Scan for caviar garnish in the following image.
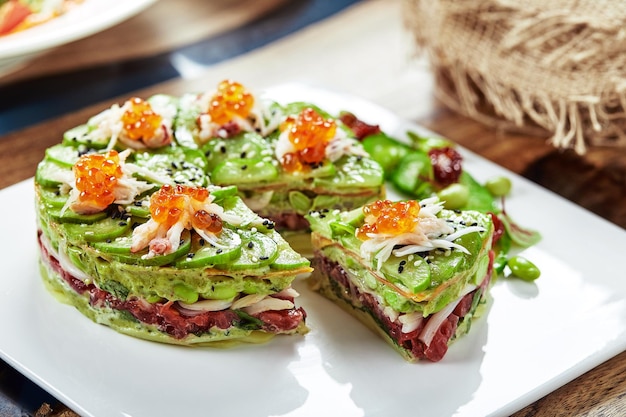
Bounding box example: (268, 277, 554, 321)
(208, 80, 254, 125)
(121, 97, 163, 141)
(192, 210, 223, 234)
(279, 107, 336, 172)
(357, 200, 420, 240)
(73, 150, 123, 211)
(149, 184, 221, 233)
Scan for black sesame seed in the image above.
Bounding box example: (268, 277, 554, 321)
(262, 220, 269, 225)
(106, 239, 112, 243)
(199, 238, 205, 246)
(220, 146, 226, 153)
(247, 241, 254, 249)
(205, 150, 211, 157)
(187, 253, 195, 259)
(399, 260, 407, 266)
(260, 256, 269, 261)
(398, 265, 404, 273)
(241, 165, 248, 170)
(118, 221, 127, 227)
(216, 249, 223, 254)
(240, 151, 247, 158)
(471, 222, 478, 227)
(171, 162, 178, 169)
(266, 223, 275, 230)
(134, 201, 142, 206)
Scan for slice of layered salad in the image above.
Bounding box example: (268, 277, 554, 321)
(307, 198, 494, 362)
(35, 95, 310, 346)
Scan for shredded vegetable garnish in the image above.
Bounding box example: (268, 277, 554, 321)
(357, 197, 485, 270)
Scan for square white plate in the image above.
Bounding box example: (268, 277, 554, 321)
(1, 84, 625, 417)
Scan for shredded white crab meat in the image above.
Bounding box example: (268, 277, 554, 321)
(131, 192, 243, 259)
(419, 284, 476, 344)
(195, 91, 282, 142)
(398, 312, 423, 334)
(178, 287, 299, 314)
(359, 197, 486, 270)
(82, 98, 175, 151)
(324, 130, 370, 162)
(54, 149, 153, 215)
(40, 233, 92, 283)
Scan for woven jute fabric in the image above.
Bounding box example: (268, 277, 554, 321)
(403, 0, 626, 154)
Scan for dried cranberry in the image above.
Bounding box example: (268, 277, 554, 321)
(339, 112, 381, 140)
(428, 147, 463, 187)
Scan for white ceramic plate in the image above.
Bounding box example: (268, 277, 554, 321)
(0, 0, 156, 75)
(1, 84, 625, 417)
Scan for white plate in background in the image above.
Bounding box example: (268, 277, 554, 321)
(0, 0, 155, 76)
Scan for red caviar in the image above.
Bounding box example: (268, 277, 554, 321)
(121, 97, 163, 141)
(192, 210, 223, 233)
(357, 200, 420, 240)
(73, 151, 123, 211)
(149, 185, 222, 233)
(208, 80, 254, 125)
(280, 108, 336, 172)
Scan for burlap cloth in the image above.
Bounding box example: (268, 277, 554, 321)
(403, 0, 626, 154)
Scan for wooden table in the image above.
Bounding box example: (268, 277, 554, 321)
(1, 0, 625, 415)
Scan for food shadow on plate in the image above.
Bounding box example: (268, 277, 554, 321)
(293, 277, 491, 417)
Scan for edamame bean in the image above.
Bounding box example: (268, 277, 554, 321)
(507, 255, 541, 281)
(485, 176, 512, 197)
(174, 283, 199, 304)
(438, 183, 469, 209)
(204, 285, 238, 300)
